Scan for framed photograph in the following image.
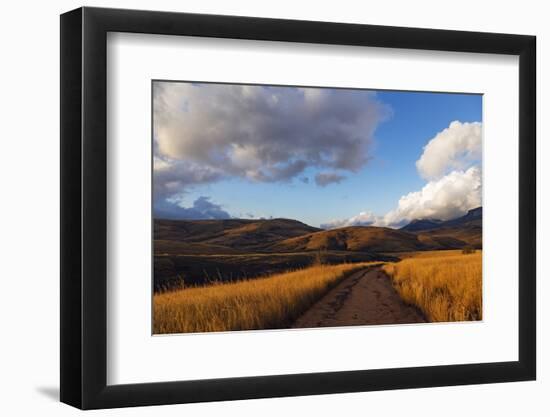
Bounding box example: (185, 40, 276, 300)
(60, 7, 536, 409)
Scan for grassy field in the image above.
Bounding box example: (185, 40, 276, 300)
(154, 250, 391, 290)
(153, 262, 381, 334)
(389, 249, 464, 259)
(383, 251, 482, 322)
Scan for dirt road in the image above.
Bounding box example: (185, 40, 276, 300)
(292, 267, 426, 328)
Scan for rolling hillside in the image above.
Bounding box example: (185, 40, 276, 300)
(154, 218, 390, 289)
(154, 208, 482, 290)
(155, 218, 320, 255)
(271, 226, 428, 253)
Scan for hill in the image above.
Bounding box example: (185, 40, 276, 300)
(154, 217, 320, 255)
(418, 225, 482, 248)
(271, 226, 430, 253)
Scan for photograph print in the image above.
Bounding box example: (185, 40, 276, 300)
(152, 81, 482, 335)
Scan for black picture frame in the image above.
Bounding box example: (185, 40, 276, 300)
(60, 6, 536, 410)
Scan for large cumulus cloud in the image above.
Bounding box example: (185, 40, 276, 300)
(380, 166, 481, 227)
(323, 121, 482, 229)
(416, 121, 481, 180)
(153, 82, 389, 197)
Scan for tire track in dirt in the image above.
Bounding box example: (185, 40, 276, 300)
(292, 267, 426, 328)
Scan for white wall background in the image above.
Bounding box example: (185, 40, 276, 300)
(0, 0, 545, 415)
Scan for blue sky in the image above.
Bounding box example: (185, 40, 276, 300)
(153, 82, 482, 228)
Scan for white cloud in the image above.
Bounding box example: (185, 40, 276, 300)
(321, 211, 379, 229)
(416, 121, 482, 180)
(323, 167, 482, 229)
(380, 166, 481, 226)
(323, 120, 483, 229)
(153, 82, 389, 196)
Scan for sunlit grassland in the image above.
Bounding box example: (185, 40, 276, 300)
(390, 249, 464, 259)
(383, 251, 482, 322)
(154, 262, 381, 334)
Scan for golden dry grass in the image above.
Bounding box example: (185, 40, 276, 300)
(154, 262, 381, 334)
(383, 251, 482, 322)
(391, 249, 463, 259)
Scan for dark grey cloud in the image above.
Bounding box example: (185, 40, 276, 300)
(314, 172, 346, 187)
(153, 158, 222, 200)
(154, 196, 231, 220)
(153, 82, 390, 203)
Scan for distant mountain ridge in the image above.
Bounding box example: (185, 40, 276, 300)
(400, 207, 482, 233)
(399, 207, 482, 249)
(400, 218, 444, 232)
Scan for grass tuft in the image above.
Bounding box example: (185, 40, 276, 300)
(383, 251, 482, 322)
